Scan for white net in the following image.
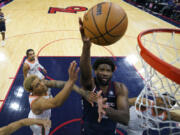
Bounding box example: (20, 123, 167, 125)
(135, 29, 180, 135)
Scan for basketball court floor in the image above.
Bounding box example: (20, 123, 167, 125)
(0, 0, 179, 135)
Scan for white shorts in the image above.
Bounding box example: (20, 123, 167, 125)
(30, 124, 50, 135)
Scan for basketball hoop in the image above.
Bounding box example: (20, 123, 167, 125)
(136, 28, 180, 135)
(138, 28, 180, 84)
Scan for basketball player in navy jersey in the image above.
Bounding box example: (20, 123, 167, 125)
(79, 18, 129, 135)
(97, 92, 180, 135)
(0, 8, 6, 47)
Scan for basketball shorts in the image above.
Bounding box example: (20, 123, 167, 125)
(30, 124, 50, 135)
(81, 121, 115, 135)
(0, 21, 6, 32)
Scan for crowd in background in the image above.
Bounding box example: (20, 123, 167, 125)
(130, 0, 180, 22)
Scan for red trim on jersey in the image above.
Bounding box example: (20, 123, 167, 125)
(30, 97, 39, 108)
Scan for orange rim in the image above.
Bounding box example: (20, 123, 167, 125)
(137, 28, 180, 84)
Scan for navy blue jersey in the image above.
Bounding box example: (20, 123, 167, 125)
(81, 78, 117, 134)
(0, 13, 5, 32)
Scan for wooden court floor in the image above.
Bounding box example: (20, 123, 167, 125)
(0, 0, 179, 119)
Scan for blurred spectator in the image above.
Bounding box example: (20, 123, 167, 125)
(161, 0, 179, 17)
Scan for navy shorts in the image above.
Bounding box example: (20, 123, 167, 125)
(0, 21, 6, 32)
(81, 121, 116, 135)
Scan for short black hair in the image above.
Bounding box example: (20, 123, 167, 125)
(26, 49, 34, 57)
(162, 92, 176, 106)
(93, 57, 115, 72)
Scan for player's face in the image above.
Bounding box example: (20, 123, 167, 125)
(31, 78, 48, 95)
(28, 51, 35, 61)
(95, 64, 113, 86)
(157, 96, 173, 108)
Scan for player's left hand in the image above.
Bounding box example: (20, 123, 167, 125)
(87, 91, 97, 107)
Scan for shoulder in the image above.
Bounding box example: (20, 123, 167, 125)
(23, 62, 30, 69)
(113, 82, 128, 96)
(24, 59, 29, 64)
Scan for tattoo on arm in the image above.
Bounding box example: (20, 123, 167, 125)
(44, 80, 66, 89)
(72, 85, 92, 100)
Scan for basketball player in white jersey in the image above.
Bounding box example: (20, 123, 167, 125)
(23, 49, 47, 80)
(0, 8, 6, 47)
(0, 118, 51, 135)
(116, 93, 180, 135)
(23, 61, 79, 135)
(90, 92, 180, 135)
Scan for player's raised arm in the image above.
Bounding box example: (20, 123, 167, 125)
(23, 63, 29, 79)
(31, 61, 79, 113)
(79, 18, 94, 90)
(0, 118, 51, 135)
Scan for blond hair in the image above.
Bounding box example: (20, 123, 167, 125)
(23, 75, 38, 92)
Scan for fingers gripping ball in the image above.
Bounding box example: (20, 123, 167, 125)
(83, 2, 128, 46)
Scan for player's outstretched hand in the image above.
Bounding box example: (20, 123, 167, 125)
(68, 61, 80, 83)
(79, 17, 91, 47)
(87, 91, 97, 107)
(97, 90, 109, 123)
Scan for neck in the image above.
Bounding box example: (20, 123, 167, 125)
(99, 85, 108, 90)
(101, 86, 109, 95)
(28, 58, 35, 62)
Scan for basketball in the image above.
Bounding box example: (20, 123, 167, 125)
(83, 2, 128, 46)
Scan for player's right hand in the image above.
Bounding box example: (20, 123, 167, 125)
(79, 17, 91, 47)
(87, 91, 97, 107)
(97, 90, 109, 123)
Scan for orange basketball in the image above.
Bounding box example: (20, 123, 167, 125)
(83, 2, 128, 46)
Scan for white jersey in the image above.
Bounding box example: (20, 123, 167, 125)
(28, 92, 51, 135)
(24, 58, 44, 79)
(117, 100, 167, 135)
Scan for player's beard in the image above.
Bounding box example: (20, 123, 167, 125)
(96, 74, 111, 86)
(31, 57, 35, 61)
(29, 57, 35, 61)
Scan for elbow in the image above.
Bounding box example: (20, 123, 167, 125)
(51, 101, 62, 108)
(120, 115, 129, 126)
(124, 114, 129, 125)
(117, 112, 129, 126)
(124, 111, 130, 125)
